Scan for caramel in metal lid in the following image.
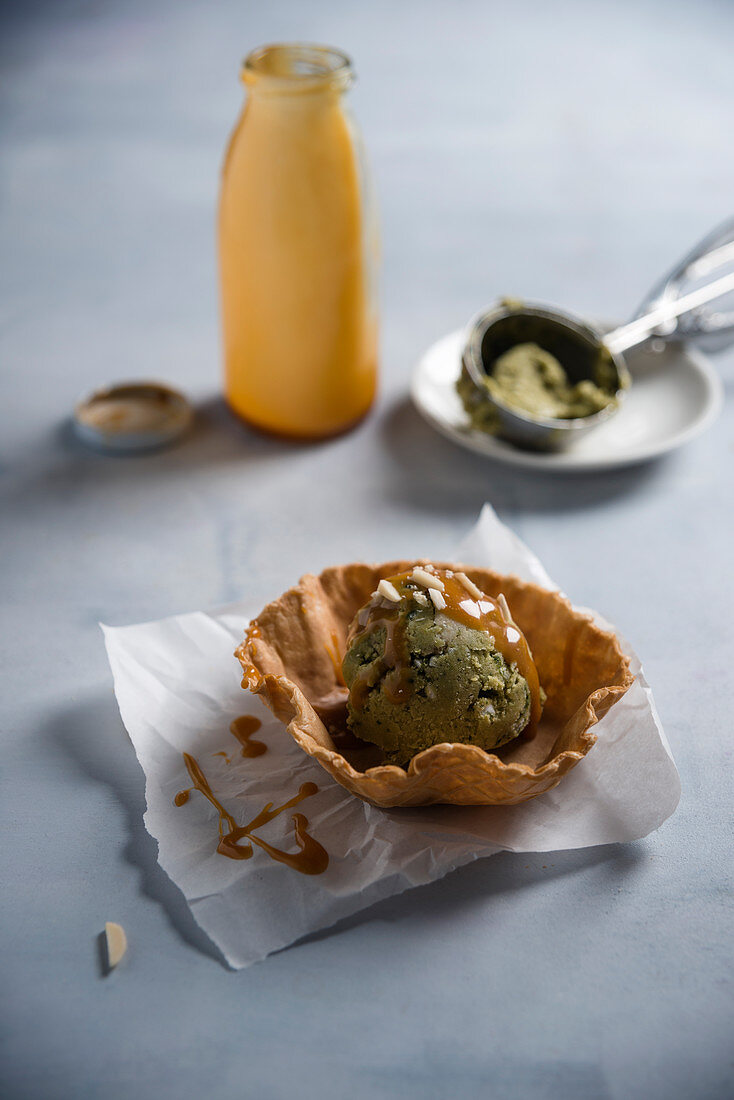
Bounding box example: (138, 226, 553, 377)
(73, 381, 193, 453)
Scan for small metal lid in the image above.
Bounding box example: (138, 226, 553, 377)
(73, 381, 193, 453)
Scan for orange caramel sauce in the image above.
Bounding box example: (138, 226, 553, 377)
(324, 631, 346, 687)
(229, 714, 267, 758)
(238, 621, 263, 688)
(347, 568, 542, 737)
(218, 50, 377, 440)
(174, 715, 328, 875)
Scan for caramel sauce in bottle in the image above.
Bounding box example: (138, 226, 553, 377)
(219, 45, 378, 440)
(347, 568, 542, 735)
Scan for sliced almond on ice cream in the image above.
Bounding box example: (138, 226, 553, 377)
(410, 567, 445, 591)
(377, 579, 402, 603)
(456, 571, 483, 600)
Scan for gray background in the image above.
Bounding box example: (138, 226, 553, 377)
(2, 1, 733, 1097)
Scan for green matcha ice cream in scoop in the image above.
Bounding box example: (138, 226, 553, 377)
(341, 565, 543, 767)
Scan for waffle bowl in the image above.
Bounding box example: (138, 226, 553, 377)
(235, 562, 634, 808)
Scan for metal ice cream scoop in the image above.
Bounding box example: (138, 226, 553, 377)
(462, 219, 734, 452)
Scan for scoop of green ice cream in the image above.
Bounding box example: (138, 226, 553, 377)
(457, 341, 618, 429)
(342, 592, 532, 767)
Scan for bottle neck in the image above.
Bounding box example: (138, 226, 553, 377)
(242, 43, 353, 101)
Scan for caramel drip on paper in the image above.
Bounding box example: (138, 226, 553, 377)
(229, 714, 267, 758)
(174, 753, 328, 875)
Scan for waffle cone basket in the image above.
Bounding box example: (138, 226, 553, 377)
(235, 562, 633, 808)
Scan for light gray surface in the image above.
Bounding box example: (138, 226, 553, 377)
(1, 1, 733, 1098)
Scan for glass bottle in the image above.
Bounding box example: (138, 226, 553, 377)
(218, 44, 378, 439)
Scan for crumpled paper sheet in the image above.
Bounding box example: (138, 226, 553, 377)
(102, 504, 680, 969)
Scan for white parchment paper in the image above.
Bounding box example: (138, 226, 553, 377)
(103, 504, 680, 969)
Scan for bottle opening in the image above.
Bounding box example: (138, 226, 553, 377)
(242, 43, 352, 92)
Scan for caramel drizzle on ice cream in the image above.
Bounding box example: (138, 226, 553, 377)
(348, 566, 542, 735)
(348, 609, 412, 709)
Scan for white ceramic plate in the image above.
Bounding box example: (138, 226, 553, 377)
(411, 329, 723, 471)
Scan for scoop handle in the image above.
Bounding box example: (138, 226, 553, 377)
(604, 269, 734, 355)
(604, 218, 734, 357)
